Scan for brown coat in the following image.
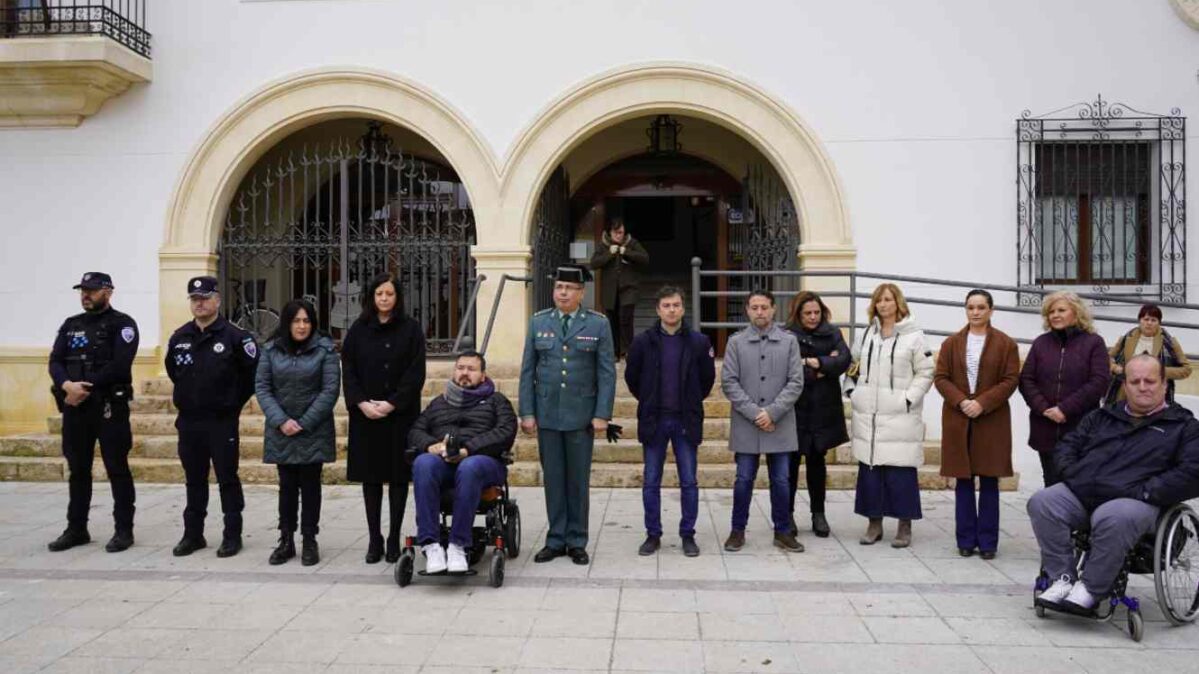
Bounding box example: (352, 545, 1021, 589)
(935, 325, 1020, 478)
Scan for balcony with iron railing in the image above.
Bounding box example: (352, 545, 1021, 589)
(0, 0, 152, 127)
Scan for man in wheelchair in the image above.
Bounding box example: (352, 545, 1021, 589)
(1028, 354, 1199, 614)
(409, 351, 517, 574)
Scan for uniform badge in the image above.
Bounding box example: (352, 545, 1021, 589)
(120, 327, 136, 344)
(193, 279, 202, 289)
(213, 342, 226, 354)
(82, 273, 92, 282)
(243, 340, 257, 358)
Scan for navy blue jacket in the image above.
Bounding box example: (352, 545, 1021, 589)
(1055, 402, 1199, 510)
(624, 321, 716, 444)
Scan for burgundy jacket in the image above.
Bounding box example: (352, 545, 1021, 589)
(1019, 328, 1111, 453)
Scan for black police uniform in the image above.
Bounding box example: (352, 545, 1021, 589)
(165, 278, 258, 551)
(47, 273, 138, 546)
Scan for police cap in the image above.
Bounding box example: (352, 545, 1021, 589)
(554, 264, 592, 285)
(187, 276, 220, 298)
(73, 272, 114, 290)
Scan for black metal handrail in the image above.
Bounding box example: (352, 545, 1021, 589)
(690, 258, 1199, 360)
(1, 1, 150, 58)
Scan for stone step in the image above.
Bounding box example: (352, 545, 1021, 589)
(0, 455, 1019, 491)
(1, 432, 942, 469)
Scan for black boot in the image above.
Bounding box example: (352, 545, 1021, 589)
(811, 513, 831, 538)
(48, 528, 90, 552)
(216, 534, 243, 558)
(365, 536, 384, 564)
(269, 532, 295, 565)
(105, 529, 134, 553)
(301, 535, 320, 566)
(385, 534, 401, 564)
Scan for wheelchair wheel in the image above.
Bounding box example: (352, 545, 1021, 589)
(1153, 503, 1199, 625)
(505, 502, 522, 559)
(395, 549, 414, 587)
(488, 549, 505, 588)
(1127, 609, 1144, 642)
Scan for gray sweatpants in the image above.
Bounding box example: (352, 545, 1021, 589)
(1026, 483, 1159, 596)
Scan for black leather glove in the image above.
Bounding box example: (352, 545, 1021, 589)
(605, 423, 623, 443)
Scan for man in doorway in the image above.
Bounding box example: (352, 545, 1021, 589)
(589, 216, 649, 359)
(165, 276, 259, 558)
(47, 272, 139, 553)
(519, 265, 616, 565)
(625, 286, 716, 557)
(722, 289, 805, 553)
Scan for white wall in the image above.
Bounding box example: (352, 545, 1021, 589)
(1, 0, 1196, 347)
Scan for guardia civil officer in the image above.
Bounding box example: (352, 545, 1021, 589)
(519, 265, 616, 565)
(165, 276, 259, 558)
(47, 272, 139, 553)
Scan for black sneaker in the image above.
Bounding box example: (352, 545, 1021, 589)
(638, 535, 661, 556)
(216, 535, 242, 558)
(47, 528, 90, 552)
(681, 536, 700, 557)
(172, 535, 207, 557)
(105, 530, 134, 553)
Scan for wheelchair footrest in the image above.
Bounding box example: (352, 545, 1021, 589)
(1035, 598, 1100, 618)
(417, 569, 478, 577)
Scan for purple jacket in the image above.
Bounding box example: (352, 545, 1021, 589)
(1019, 328, 1111, 453)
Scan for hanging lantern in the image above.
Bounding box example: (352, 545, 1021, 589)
(646, 114, 683, 154)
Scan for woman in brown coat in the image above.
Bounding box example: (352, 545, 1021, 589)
(934, 289, 1019, 560)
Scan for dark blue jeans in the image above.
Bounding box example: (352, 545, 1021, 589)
(642, 416, 699, 538)
(955, 476, 999, 552)
(413, 452, 506, 547)
(731, 452, 791, 533)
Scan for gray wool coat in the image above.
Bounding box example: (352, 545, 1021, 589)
(721, 323, 804, 454)
(255, 335, 341, 465)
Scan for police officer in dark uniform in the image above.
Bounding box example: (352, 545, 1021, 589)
(165, 276, 259, 558)
(47, 272, 139, 553)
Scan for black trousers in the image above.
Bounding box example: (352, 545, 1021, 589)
(1038, 451, 1062, 488)
(277, 463, 323, 537)
(177, 414, 244, 538)
(61, 399, 135, 532)
(605, 299, 636, 358)
(363, 480, 408, 544)
(787, 450, 827, 515)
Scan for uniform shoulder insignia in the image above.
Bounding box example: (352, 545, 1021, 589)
(534, 308, 553, 316)
(587, 309, 606, 318)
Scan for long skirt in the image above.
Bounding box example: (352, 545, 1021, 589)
(854, 463, 922, 520)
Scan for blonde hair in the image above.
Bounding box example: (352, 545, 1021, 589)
(1040, 291, 1096, 333)
(867, 283, 910, 323)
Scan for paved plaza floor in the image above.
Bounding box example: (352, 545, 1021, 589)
(0, 481, 1195, 673)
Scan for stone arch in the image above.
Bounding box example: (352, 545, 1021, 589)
(159, 66, 499, 345)
(499, 62, 854, 262)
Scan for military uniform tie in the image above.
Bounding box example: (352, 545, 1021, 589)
(561, 313, 571, 337)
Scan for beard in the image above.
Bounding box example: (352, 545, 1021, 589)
(455, 376, 476, 389)
(83, 298, 109, 313)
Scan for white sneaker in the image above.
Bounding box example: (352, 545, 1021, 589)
(447, 543, 468, 573)
(1039, 575, 1074, 605)
(423, 544, 446, 574)
(1064, 581, 1097, 610)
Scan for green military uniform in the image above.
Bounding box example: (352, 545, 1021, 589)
(519, 305, 616, 550)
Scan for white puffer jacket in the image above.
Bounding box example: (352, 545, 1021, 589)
(846, 316, 934, 467)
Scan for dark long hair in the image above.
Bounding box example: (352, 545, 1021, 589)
(272, 298, 320, 352)
(360, 272, 404, 323)
(788, 290, 832, 326)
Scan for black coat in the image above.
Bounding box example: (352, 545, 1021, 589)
(786, 321, 850, 455)
(341, 313, 426, 483)
(624, 321, 716, 444)
(407, 386, 517, 462)
(165, 316, 258, 418)
(1056, 402, 1199, 510)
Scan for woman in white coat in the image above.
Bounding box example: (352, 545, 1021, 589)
(846, 283, 934, 548)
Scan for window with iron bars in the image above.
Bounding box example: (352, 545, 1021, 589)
(1016, 96, 1185, 303)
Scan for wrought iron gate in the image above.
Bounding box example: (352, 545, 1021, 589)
(1017, 95, 1186, 303)
(531, 166, 571, 309)
(729, 162, 800, 314)
(219, 122, 476, 353)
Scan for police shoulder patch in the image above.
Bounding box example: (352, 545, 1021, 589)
(243, 341, 258, 358)
(120, 327, 136, 343)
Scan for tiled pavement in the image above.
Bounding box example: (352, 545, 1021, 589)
(0, 481, 1195, 673)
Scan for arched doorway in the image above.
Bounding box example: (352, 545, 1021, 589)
(218, 119, 476, 353)
(530, 114, 800, 352)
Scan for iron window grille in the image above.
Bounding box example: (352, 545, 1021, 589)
(0, 1, 150, 58)
(1016, 95, 1185, 303)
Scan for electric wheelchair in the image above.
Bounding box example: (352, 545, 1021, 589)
(1033, 501, 1199, 641)
(393, 442, 521, 589)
